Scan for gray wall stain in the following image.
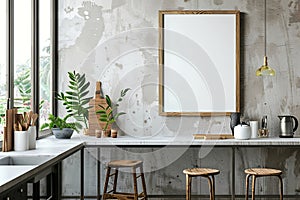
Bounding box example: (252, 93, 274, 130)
(289, 0, 300, 24)
(76, 2, 104, 52)
(213, 0, 224, 6)
(296, 77, 300, 88)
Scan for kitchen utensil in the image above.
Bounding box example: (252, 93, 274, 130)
(234, 124, 251, 140)
(193, 134, 234, 140)
(88, 81, 110, 136)
(31, 114, 38, 126)
(278, 115, 298, 138)
(28, 111, 33, 125)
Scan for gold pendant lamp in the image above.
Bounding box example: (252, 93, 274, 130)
(256, 0, 276, 76)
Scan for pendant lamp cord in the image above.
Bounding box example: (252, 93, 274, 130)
(264, 0, 267, 56)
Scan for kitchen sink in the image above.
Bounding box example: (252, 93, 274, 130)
(0, 155, 54, 165)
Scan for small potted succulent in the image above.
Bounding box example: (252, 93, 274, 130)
(96, 88, 130, 138)
(40, 114, 79, 139)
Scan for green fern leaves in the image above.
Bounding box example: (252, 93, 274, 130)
(56, 71, 92, 130)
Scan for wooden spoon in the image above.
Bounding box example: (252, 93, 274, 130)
(28, 111, 33, 126)
(31, 114, 38, 126)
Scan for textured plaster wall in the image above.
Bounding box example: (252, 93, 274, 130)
(58, 0, 300, 198)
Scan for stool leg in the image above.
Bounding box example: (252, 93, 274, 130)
(132, 167, 138, 200)
(113, 168, 119, 194)
(245, 174, 251, 200)
(186, 175, 192, 200)
(278, 175, 283, 200)
(251, 175, 256, 200)
(211, 175, 216, 200)
(102, 166, 111, 200)
(139, 165, 148, 199)
(206, 176, 213, 200)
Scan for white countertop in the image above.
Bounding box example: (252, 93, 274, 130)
(71, 134, 300, 146)
(1, 133, 300, 194)
(0, 137, 83, 193)
(47, 134, 300, 146)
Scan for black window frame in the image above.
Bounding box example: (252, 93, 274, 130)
(6, 0, 58, 138)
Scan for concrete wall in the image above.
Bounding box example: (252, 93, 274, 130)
(58, 0, 300, 198)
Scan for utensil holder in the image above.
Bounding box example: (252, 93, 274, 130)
(28, 126, 36, 149)
(14, 131, 29, 151)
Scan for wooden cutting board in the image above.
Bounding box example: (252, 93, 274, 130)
(3, 108, 17, 152)
(87, 82, 111, 136)
(193, 134, 234, 140)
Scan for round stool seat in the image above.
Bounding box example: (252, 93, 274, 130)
(103, 160, 147, 200)
(245, 168, 283, 200)
(245, 168, 282, 176)
(183, 168, 220, 176)
(183, 168, 220, 200)
(108, 160, 143, 168)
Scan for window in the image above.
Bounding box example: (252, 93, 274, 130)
(39, 0, 52, 128)
(14, 0, 32, 113)
(0, 1, 7, 141)
(1, 0, 57, 139)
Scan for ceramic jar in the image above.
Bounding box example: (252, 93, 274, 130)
(234, 124, 251, 140)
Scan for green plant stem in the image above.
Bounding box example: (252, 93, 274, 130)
(74, 78, 88, 129)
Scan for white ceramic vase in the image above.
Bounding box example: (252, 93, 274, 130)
(28, 126, 36, 149)
(14, 131, 29, 151)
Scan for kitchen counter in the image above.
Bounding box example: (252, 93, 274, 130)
(1, 133, 300, 197)
(0, 137, 83, 194)
(75, 134, 300, 199)
(73, 134, 300, 146)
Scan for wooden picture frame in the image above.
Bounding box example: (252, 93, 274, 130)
(159, 10, 240, 116)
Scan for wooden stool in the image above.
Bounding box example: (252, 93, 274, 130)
(102, 160, 147, 200)
(245, 168, 283, 200)
(183, 168, 220, 200)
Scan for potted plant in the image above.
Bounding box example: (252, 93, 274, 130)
(96, 88, 130, 137)
(40, 114, 79, 139)
(56, 71, 92, 132)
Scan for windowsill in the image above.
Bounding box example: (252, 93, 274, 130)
(37, 129, 52, 140)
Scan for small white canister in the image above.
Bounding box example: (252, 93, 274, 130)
(14, 131, 29, 151)
(28, 126, 36, 149)
(234, 124, 251, 140)
(249, 121, 259, 139)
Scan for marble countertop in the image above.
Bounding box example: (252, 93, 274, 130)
(74, 134, 300, 146)
(0, 138, 83, 193)
(1, 133, 300, 194)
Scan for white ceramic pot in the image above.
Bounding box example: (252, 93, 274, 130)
(28, 126, 36, 149)
(14, 131, 29, 151)
(234, 124, 251, 140)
